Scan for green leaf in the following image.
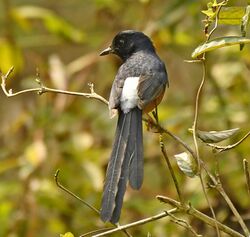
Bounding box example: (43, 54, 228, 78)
(219, 7, 245, 25)
(202, 0, 227, 20)
(192, 36, 250, 58)
(174, 152, 197, 177)
(202, 9, 216, 19)
(196, 128, 240, 143)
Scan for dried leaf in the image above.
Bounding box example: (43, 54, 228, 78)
(174, 152, 197, 178)
(196, 128, 240, 143)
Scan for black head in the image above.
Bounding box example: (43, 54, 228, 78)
(100, 30, 155, 61)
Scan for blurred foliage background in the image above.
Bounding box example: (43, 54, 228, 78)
(0, 0, 249, 236)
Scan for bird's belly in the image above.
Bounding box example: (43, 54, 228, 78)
(143, 89, 165, 113)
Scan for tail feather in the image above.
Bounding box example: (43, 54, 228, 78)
(100, 108, 143, 223)
(100, 111, 131, 222)
(128, 109, 143, 189)
(109, 145, 133, 223)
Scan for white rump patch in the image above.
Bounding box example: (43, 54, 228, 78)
(120, 77, 139, 113)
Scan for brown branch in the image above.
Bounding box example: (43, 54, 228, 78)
(144, 115, 197, 161)
(243, 159, 250, 196)
(0, 67, 109, 105)
(157, 196, 244, 237)
(168, 212, 202, 237)
(202, 163, 250, 237)
(213, 182, 250, 236)
(151, 108, 184, 204)
(90, 209, 178, 237)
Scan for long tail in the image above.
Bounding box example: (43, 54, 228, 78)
(100, 107, 143, 223)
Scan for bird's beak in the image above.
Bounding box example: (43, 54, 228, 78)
(99, 46, 113, 56)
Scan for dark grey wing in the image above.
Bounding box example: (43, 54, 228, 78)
(137, 70, 168, 109)
(109, 67, 128, 111)
(109, 80, 122, 110)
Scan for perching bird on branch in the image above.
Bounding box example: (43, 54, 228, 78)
(99, 30, 168, 223)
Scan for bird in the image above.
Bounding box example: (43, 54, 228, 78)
(99, 30, 168, 224)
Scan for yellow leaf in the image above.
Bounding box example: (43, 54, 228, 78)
(0, 38, 23, 73)
(60, 232, 74, 237)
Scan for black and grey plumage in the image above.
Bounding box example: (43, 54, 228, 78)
(99, 30, 168, 224)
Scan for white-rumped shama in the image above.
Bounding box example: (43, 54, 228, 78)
(99, 30, 168, 223)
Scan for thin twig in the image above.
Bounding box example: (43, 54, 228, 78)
(161, 127, 196, 159)
(206, 1, 225, 42)
(55, 170, 132, 237)
(91, 209, 178, 237)
(54, 169, 100, 214)
(157, 195, 244, 237)
(160, 139, 184, 204)
(151, 109, 184, 203)
(202, 163, 250, 236)
(168, 212, 202, 237)
(191, 4, 230, 230)
(192, 58, 220, 236)
(144, 115, 197, 161)
(192, 60, 206, 172)
(190, 57, 221, 237)
(0, 67, 109, 105)
(243, 159, 250, 195)
(206, 131, 250, 153)
(199, 172, 221, 234)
